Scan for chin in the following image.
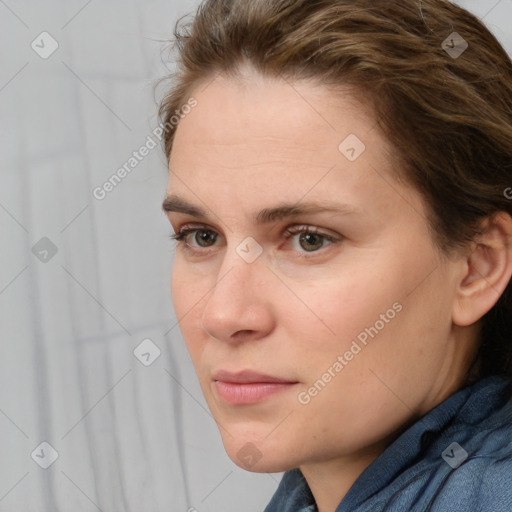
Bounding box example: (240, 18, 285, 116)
(220, 434, 297, 473)
(229, 447, 293, 473)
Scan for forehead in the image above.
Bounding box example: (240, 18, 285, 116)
(170, 73, 381, 174)
(166, 71, 425, 227)
(171, 70, 379, 155)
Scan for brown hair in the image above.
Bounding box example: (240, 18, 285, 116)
(157, 0, 512, 380)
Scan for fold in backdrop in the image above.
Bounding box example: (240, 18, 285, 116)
(0, 1, 510, 511)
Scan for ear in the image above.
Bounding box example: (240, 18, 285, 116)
(452, 212, 512, 327)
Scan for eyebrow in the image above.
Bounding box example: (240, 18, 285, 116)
(162, 195, 358, 224)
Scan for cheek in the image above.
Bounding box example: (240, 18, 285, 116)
(287, 247, 444, 388)
(171, 256, 205, 314)
(298, 259, 452, 406)
(171, 261, 206, 349)
(290, 264, 402, 351)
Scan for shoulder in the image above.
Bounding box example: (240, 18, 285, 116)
(427, 448, 512, 512)
(426, 386, 512, 511)
(477, 454, 512, 511)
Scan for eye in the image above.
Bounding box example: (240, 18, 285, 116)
(169, 224, 341, 257)
(283, 226, 338, 253)
(170, 225, 219, 251)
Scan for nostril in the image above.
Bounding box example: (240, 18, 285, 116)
(231, 329, 257, 341)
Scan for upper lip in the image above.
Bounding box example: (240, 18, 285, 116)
(213, 370, 297, 384)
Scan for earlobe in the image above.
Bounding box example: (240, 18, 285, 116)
(452, 212, 512, 327)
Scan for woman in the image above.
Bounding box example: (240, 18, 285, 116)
(158, 0, 512, 510)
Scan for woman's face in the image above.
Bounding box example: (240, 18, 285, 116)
(164, 67, 474, 473)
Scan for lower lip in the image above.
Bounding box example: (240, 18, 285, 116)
(214, 381, 297, 405)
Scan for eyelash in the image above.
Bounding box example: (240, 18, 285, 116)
(169, 224, 340, 258)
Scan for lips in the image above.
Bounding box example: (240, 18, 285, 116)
(213, 369, 295, 384)
(213, 370, 298, 405)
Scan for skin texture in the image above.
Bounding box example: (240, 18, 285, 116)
(164, 65, 512, 512)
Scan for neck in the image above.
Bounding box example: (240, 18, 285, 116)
(299, 428, 411, 512)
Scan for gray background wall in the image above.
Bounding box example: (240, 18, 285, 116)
(0, 1, 510, 511)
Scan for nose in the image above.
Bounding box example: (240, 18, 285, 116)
(201, 248, 275, 344)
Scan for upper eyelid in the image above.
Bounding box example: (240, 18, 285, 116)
(172, 224, 341, 246)
(173, 223, 218, 237)
(173, 223, 337, 236)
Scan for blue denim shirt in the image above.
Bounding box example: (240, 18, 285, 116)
(264, 376, 512, 512)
